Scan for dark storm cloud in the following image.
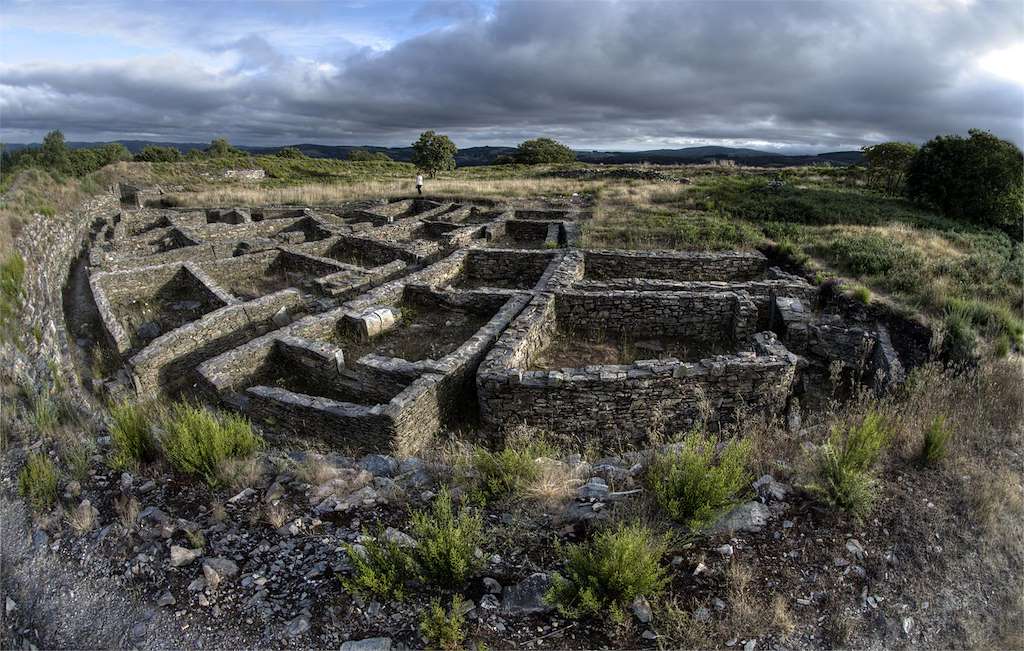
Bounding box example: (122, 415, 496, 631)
(1, 0, 1021, 149)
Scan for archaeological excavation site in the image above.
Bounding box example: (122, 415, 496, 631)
(7, 175, 1006, 651)
(80, 188, 910, 453)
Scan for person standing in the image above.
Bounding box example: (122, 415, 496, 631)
(415, 173, 424, 195)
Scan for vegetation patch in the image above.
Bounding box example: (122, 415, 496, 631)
(647, 431, 752, 530)
(546, 522, 669, 621)
(409, 487, 484, 590)
(160, 402, 263, 485)
(807, 410, 891, 519)
(18, 452, 59, 513)
(342, 527, 420, 600)
(419, 595, 467, 650)
(109, 399, 159, 469)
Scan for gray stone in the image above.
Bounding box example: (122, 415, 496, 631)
(284, 615, 310, 638)
(340, 638, 392, 651)
(501, 573, 553, 616)
(383, 527, 416, 547)
(157, 591, 176, 607)
(578, 477, 609, 499)
(483, 577, 502, 594)
(752, 474, 790, 502)
(709, 502, 771, 534)
(359, 454, 399, 478)
(631, 596, 653, 623)
(169, 545, 201, 567)
(203, 557, 239, 589)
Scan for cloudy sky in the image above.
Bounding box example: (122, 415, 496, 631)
(1, 0, 1022, 153)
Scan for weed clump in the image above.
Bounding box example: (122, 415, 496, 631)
(18, 453, 58, 512)
(918, 415, 952, 467)
(341, 527, 419, 600)
(808, 410, 890, 519)
(546, 522, 669, 621)
(109, 400, 158, 469)
(419, 595, 467, 650)
(469, 436, 554, 504)
(410, 487, 484, 589)
(161, 402, 263, 485)
(647, 431, 752, 529)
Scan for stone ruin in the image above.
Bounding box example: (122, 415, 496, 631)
(79, 195, 908, 452)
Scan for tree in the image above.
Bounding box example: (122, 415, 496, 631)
(275, 147, 305, 159)
(97, 143, 132, 165)
(135, 146, 182, 162)
(411, 131, 457, 176)
(906, 129, 1023, 227)
(861, 142, 917, 195)
(40, 130, 69, 172)
(206, 138, 241, 157)
(348, 149, 391, 162)
(514, 138, 576, 165)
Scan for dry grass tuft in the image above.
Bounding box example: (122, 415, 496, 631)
(265, 502, 290, 530)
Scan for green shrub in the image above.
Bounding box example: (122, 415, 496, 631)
(341, 527, 419, 600)
(647, 431, 752, 529)
(469, 438, 554, 504)
(58, 435, 95, 481)
(109, 400, 158, 469)
(18, 453, 58, 512)
(161, 402, 263, 485)
(850, 284, 872, 304)
(419, 595, 467, 650)
(546, 522, 669, 621)
(410, 487, 483, 589)
(808, 411, 890, 519)
(919, 415, 952, 468)
(29, 391, 60, 435)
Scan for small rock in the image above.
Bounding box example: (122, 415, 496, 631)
(578, 477, 609, 499)
(483, 577, 502, 594)
(137, 480, 156, 494)
(694, 606, 712, 623)
(846, 538, 866, 560)
(358, 454, 399, 478)
(5, 597, 16, 614)
(157, 591, 176, 607)
(340, 638, 392, 651)
(271, 306, 291, 328)
(641, 630, 658, 640)
(64, 480, 82, 498)
(631, 596, 653, 624)
(716, 544, 734, 557)
(169, 546, 201, 567)
(501, 573, 553, 616)
(713, 598, 726, 611)
(709, 502, 771, 534)
(228, 487, 256, 504)
(479, 594, 500, 610)
(753, 474, 789, 502)
(693, 562, 709, 576)
(744, 640, 757, 651)
(284, 615, 309, 638)
(203, 557, 239, 589)
(120, 472, 134, 492)
(902, 616, 914, 636)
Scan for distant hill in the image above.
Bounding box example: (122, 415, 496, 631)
(2, 140, 862, 167)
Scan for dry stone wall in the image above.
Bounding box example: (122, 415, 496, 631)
(71, 192, 915, 453)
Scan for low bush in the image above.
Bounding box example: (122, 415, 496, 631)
(341, 527, 419, 600)
(419, 595, 467, 650)
(410, 487, 484, 589)
(18, 453, 58, 512)
(161, 402, 263, 485)
(919, 415, 952, 467)
(469, 436, 555, 504)
(546, 522, 669, 621)
(109, 400, 159, 469)
(29, 390, 60, 436)
(808, 411, 890, 519)
(647, 431, 752, 529)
